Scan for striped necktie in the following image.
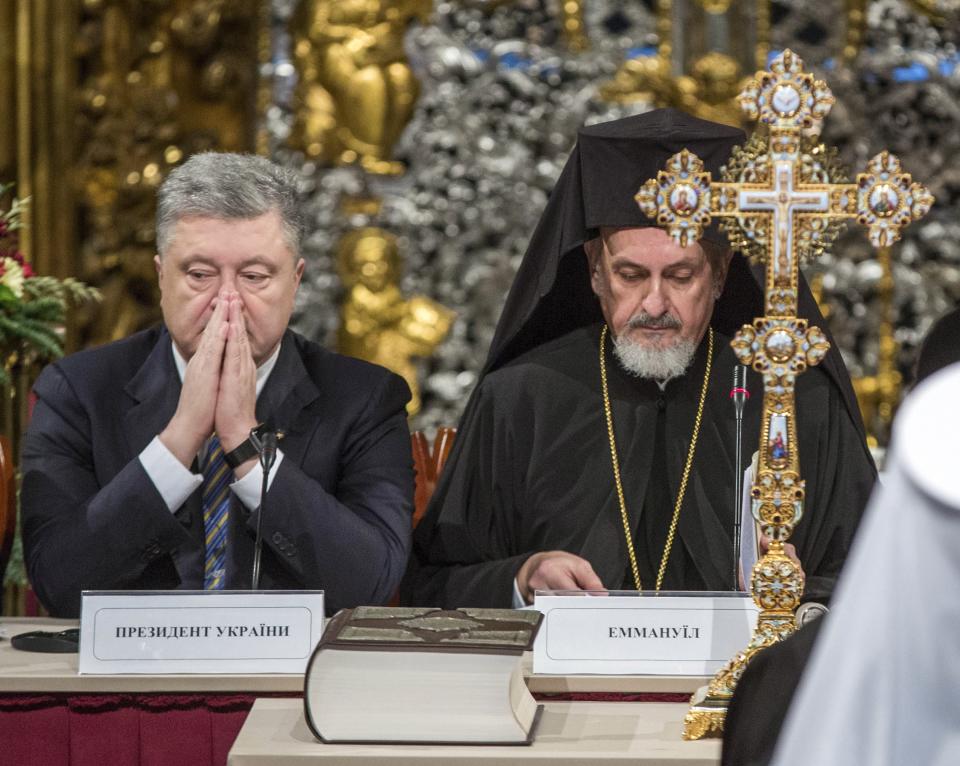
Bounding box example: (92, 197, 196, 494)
(201, 437, 233, 590)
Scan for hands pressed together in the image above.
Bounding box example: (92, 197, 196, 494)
(160, 290, 260, 477)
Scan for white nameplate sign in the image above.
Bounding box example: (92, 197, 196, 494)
(533, 591, 759, 675)
(79, 590, 325, 675)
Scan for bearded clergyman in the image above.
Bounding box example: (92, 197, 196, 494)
(402, 109, 876, 609)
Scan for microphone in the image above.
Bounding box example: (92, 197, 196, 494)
(730, 366, 749, 418)
(251, 428, 279, 590)
(260, 431, 279, 471)
(730, 366, 750, 591)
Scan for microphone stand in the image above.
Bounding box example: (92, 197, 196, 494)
(731, 366, 749, 591)
(251, 431, 278, 590)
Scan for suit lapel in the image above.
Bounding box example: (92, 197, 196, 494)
(123, 329, 203, 583)
(254, 332, 321, 465)
(226, 333, 321, 588)
(123, 329, 182, 457)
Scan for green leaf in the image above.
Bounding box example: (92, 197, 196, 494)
(0, 284, 17, 305)
(0, 314, 64, 361)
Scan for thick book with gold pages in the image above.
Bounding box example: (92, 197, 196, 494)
(303, 606, 544, 745)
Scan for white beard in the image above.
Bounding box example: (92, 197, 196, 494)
(613, 334, 697, 382)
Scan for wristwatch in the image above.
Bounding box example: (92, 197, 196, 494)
(223, 424, 272, 469)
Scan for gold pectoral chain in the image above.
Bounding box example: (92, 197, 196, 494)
(599, 324, 714, 592)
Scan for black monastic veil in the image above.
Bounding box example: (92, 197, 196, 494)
(402, 109, 876, 609)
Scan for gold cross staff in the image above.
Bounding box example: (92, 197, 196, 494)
(635, 49, 933, 740)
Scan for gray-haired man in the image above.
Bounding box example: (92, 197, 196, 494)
(22, 153, 413, 616)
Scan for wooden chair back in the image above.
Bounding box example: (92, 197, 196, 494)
(411, 427, 456, 528)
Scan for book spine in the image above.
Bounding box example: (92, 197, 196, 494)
(316, 608, 352, 647)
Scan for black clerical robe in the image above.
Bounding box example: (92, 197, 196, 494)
(722, 617, 824, 766)
(403, 323, 875, 608)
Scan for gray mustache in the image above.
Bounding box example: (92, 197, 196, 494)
(626, 312, 682, 330)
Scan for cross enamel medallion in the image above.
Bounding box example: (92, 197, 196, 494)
(634, 49, 934, 740)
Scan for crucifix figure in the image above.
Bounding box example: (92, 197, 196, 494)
(636, 48, 934, 739)
(739, 164, 830, 285)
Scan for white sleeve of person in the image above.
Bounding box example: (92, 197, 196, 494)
(139, 436, 203, 513)
(772, 362, 960, 766)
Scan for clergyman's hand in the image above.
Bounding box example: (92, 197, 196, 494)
(159, 292, 229, 467)
(758, 534, 805, 583)
(516, 551, 605, 605)
(215, 294, 259, 477)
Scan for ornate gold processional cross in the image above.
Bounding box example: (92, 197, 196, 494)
(636, 49, 934, 739)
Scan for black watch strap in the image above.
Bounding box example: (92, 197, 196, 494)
(223, 425, 266, 469)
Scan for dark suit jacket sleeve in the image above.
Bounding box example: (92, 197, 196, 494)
(251, 371, 414, 612)
(21, 363, 193, 617)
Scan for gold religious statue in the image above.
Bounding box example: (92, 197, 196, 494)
(637, 49, 933, 738)
(337, 228, 454, 415)
(600, 1, 771, 129)
(601, 50, 746, 128)
(291, 0, 431, 175)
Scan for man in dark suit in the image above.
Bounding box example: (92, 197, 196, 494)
(21, 152, 414, 617)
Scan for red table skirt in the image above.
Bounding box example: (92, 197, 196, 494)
(0, 690, 684, 766)
(0, 693, 299, 766)
(534, 691, 691, 703)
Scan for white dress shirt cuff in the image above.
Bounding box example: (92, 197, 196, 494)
(230, 451, 284, 510)
(512, 577, 529, 608)
(140, 436, 203, 513)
